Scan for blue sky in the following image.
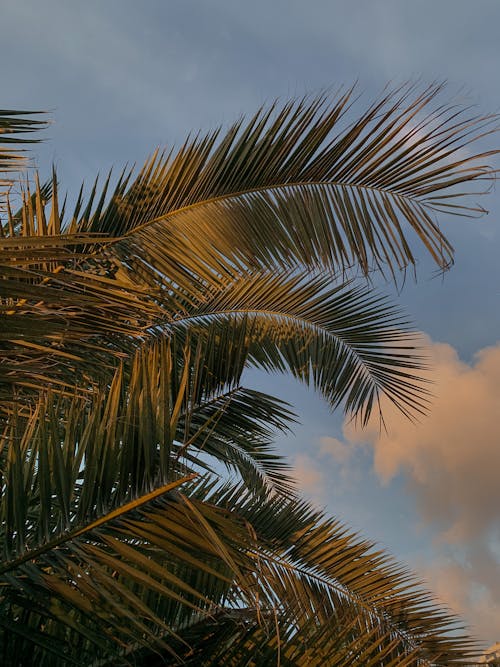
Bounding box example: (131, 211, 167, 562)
(3, 0, 500, 646)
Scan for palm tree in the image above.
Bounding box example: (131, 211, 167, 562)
(0, 84, 496, 666)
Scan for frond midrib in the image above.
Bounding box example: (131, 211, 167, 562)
(248, 546, 468, 662)
(163, 306, 427, 396)
(121, 177, 463, 241)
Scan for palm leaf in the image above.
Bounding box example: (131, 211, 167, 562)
(0, 478, 236, 665)
(1, 91, 494, 665)
(0, 337, 297, 556)
(165, 271, 431, 424)
(2, 212, 431, 425)
(0, 473, 480, 666)
(0, 348, 472, 665)
(77, 83, 497, 279)
(177, 480, 479, 665)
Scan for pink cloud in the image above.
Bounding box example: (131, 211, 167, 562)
(339, 336, 500, 642)
(344, 337, 500, 542)
(292, 453, 326, 506)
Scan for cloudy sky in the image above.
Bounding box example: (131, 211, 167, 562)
(2, 0, 500, 646)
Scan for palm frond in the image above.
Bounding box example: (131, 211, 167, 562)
(0, 179, 164, 403)
(0, 478, 241, 666)
(165, 271, 431, 424)
(0, 110, 46, 174)
(0, 474, 480, 666)
(2, 186, 431, 425)
(0, 337, 297, 558)
(180, 479, 479, 665)
(0, 357, 471, 664)
(76, 83, 497, 279)
(0, 111, 47, 229)
(0, 91, 493, 665)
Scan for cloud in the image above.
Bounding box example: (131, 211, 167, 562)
(319, 436, 354, 464)
(420, 556, 500, 646)
(344, 337, 500, 543)
(292, 453, 326, 506)
(338, 336, 500, 641)
(292, 435, 368, 507)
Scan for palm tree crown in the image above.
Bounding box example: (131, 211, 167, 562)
(0, 84, 497, 665)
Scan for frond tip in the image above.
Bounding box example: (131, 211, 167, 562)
(0, 110, 47, 211)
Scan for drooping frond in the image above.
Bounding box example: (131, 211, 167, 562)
(175, 480, 480, 666)
(75, 83, 497, 279)
(1, 182, 431, 425)
(164, 271, 431, 423)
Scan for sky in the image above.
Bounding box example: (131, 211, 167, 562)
(2, 0, 500, 648)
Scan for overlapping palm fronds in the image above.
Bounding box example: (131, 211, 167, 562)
(1, 85, 497, 664)
(0, 359, 478, 666)
(1, 175, 431, 424)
